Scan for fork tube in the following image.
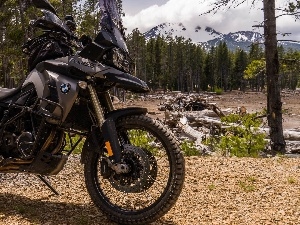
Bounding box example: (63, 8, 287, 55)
(87, 84, 105, 127)
(88, 84, 122, 162)
(99, 92, 115, 112)
(104, 92, 115, 111)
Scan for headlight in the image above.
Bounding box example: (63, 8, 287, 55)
(104, 48, 134, 73)
(112, 48, 125, 67)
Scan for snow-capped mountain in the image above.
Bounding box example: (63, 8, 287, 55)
(144, 22, 222, 43)
(143, 23, 300, 51)
(202, 31, 264, 51)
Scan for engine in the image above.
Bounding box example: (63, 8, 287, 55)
(0, 118, 65, 160)
(0, 85, 66, 162)
(0, 115, 35, 159)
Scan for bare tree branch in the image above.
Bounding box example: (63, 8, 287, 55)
(200, 0, 259, 17)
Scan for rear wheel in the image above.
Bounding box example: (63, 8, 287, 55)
(84, 115, 185, 224)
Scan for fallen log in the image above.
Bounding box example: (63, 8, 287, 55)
(177, 117, 211, 154)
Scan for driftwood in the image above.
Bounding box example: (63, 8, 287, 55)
(177, 115, 300, 154)
(260, 128, 300, 141)
(286, 141, 300, 153)
(160, 93, 300, 154)
(186, 119, 300, 142)
(177, 117, 211, 154)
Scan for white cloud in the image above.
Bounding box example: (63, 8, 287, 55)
(123, 0, 261, 33)
(123, 0, 300, 42)
(277, 15, 300, 40)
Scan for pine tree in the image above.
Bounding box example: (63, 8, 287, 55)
(232, 49, 248, 91)
(216, 42, 230, 91)
(206, 0, 288, 153)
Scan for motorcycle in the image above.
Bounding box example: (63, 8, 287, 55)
(0, 0, 185, 224)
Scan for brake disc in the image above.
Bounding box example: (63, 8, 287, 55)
(109, 144, 157, 193)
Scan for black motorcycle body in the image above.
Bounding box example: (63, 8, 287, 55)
(0, 1, 185, 224)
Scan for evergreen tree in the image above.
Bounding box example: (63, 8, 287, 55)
(249, 43, 264, 61)
(216, 42, 230, 91)
(204, 46, 217, 91)
(232, 49, 248, 91)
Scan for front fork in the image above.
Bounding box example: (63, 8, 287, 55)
(87, 84, 124, 168)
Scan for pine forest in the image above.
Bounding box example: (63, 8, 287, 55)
(1, 0, 300, 92)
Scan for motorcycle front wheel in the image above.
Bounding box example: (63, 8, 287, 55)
(84, 114, 185, 225)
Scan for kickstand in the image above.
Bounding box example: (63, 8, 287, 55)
(36, 175, 59, 195)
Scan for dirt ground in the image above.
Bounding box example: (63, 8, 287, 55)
(212, 90, 300, 130)
(1, 90, 300, 225)
(129, 90, 300, 130)
(1, 154, 300, 225)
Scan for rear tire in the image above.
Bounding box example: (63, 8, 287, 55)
(84, 115, 185, 224)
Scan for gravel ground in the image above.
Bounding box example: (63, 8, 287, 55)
(0, 155, 300, 225)
(1, 91, 299, 224)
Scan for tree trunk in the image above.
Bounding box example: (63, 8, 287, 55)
(18, 0, 27, 42)
(263, 0, 285, 154)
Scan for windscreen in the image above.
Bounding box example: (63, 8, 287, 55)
(99, 0, 128, 52)
(41, 10, 71, 35)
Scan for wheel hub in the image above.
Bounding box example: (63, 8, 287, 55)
(109, 144, 157, 193)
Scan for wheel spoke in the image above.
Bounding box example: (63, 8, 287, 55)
(96, 129, 171, 210)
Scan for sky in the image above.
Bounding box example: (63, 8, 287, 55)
(122, 0, 300, 42)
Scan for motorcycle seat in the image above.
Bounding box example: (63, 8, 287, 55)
(0, 86, 22, 101)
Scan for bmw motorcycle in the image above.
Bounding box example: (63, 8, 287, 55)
(0, 0, 185, 224)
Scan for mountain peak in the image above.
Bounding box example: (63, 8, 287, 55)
(143, 23, 300, 51)
(143, 22, 222, 42)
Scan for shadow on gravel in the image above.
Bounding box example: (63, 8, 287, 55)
(0, 193, 115, 225)
(0, 193, 176, 225)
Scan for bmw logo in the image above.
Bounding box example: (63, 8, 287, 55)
(60, 83, 71, 94)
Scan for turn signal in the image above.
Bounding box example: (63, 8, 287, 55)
(78, 81, 87, 89)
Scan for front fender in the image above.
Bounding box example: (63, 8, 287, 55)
(80, 107, 147, 164)
(105, 107, 147, 120)
(105, 72, 150, 93)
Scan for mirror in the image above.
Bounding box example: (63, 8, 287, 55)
(32, 0, 57, 15)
